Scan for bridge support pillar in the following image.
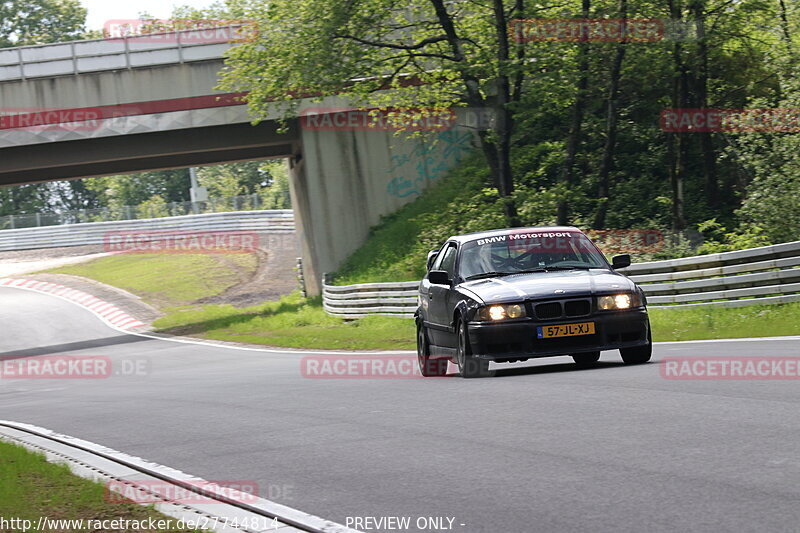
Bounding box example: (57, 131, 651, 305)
(288, 126, 476, 296)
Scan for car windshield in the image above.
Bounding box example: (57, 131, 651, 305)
(459, 231, 608, 279)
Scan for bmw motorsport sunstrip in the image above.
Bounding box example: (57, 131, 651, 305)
(415, 227, 652, 378)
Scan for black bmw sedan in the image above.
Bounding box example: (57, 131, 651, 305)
(416, 227, 651, 378)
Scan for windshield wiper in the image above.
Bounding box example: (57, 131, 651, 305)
(512, 266, 594, 274)
(465, 266, 596, 280)
(464, 271, 516, 280)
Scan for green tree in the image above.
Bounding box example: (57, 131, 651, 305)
(219, 0, 534, 225)
(259, 160, 291, 209)
(83, 170, 191, 209)
(0, 0, 91, 217)
(197, 161, 272, 198)
(138, 194, 171, 218)
(0, 0, 86, 47)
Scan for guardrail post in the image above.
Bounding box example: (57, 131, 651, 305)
(16, 48, 25, 80)
(8, 215, 14, 229)
(297, 258, 307, 298)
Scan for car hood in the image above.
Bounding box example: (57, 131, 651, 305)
(458, 269, 637, 304)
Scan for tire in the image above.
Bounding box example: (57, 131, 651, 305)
(456, 319, 492, 378)
(417, 322, 448, 377)
(572, 351, 601, 366)
(620, 323, 652, 364)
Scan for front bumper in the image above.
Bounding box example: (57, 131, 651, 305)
(467, 309, 649, 361)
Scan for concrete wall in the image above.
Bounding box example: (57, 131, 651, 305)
(0, 61, 227, 110)
(0, 47, 480, 296)
(291, 124, 477, 295)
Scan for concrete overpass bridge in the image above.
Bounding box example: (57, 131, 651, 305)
(0, 29, 477, 293)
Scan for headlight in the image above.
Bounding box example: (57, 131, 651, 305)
(597, 293, 641, 310)
(477, 303, 526, 321)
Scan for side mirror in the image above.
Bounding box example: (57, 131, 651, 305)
(611, 254, 631, 269)
(426, 250, 439, 271)
(428, 270, 451, 286)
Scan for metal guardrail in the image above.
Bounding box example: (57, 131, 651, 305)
(0, 26, 239, 82)
(0, 210, 294, 252)
(323, 280, 419, 319)
(322, 240, 800, 318)
(0, 193, 290, 230)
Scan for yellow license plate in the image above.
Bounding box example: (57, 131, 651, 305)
(537, 322, 595, 339)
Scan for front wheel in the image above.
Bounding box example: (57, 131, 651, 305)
(456, 319, 492, 378)
(417, 323, 448, 377)
(620, 323, 652, 364)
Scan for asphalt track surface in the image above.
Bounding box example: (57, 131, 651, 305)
(1, 286, 799, 533)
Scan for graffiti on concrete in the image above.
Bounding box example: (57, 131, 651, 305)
(386, 130, 474, 198)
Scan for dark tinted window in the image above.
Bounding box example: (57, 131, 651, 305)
(437, 244, 458, 276)
(460, 231, 606, 278)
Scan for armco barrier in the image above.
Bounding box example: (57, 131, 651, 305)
(0, 210, 294, 252)
(322, 240, 800, 318)
(322, 280, 420, 319)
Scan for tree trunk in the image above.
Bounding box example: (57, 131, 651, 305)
(778, 0, 794, 56)
(668, 0, 688, 232)
(690, 0, 718, 210)
(593, 0, 627, 229)
(431, 0, 519, 226)
(559, 0, 590, 225)
(491, 0, 520, 226)
(476, 129, 518, 224)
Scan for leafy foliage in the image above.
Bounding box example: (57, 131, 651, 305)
(217, 0, 800, 246)
(0, 0, 86, 47)
(334, 154, 506, 284)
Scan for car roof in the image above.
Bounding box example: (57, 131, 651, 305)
(447, 226, 584, 244)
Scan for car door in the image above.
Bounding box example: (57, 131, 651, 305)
(419, 244, 445, 325)
(427, 242, 458, 347)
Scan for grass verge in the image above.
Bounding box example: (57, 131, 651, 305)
(39, 253, 415, 350)
(41, 252, 800, 348)
(154, 291, 416, 350)
(649, 302, 800, 341)
(156, 299, 800, 348)
(46, 253, 257, 307)
(0, 439, 202, 531)
(36, 236, 800, 348)
(155, 296, 800, 348)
